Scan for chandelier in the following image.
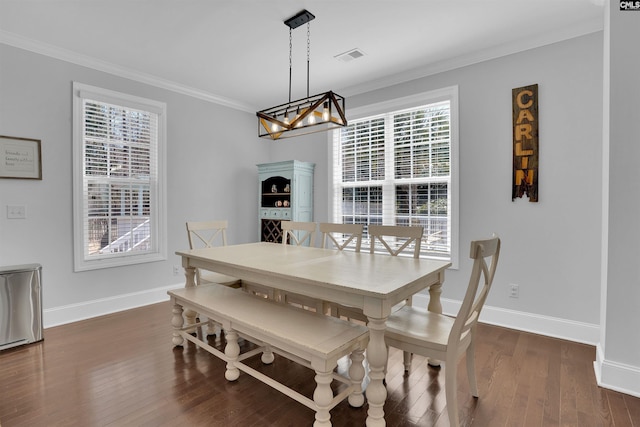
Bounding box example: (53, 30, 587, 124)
(257, 10, 347, 140)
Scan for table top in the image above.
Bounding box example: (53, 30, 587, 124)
(176, 242, 450, 300)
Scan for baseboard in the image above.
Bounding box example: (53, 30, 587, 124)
(43, 283, 183, 328)
(46, 286, 601, 344)
(413, 294, 600, 345)
(594, 344, 640, 398)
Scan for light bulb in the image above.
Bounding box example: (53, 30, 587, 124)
(295, 108, 302, 127)
(322, 102, 330, 121)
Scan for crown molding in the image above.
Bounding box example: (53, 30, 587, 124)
(2, 15, 603, 114)
(0, 30, 255, 114)
(339, 17, 604, 98)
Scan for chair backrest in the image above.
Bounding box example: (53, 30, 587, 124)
(186, 220, 230, 249)
(368, 225, 423, 258)
(281, 221, 316, 246)
(319, 223, 364, 252)
(450, 235, 500, 348)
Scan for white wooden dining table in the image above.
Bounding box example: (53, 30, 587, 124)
(176, 242, 450, 426)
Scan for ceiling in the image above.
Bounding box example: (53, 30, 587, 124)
(0, 0, 604, 113)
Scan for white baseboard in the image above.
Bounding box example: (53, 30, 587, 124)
(413, 294, 600, 345)
(594, 344, 640, 398)
(43, 283, 183, 328)
(46, 286, 601, 342)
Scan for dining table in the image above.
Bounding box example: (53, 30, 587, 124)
(176, 242, 451, 426)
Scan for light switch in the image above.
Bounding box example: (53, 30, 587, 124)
(7, 205, 26, 219)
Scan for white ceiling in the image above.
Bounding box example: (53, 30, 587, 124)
(0, 0, 604, 113)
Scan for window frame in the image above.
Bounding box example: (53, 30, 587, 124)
(328, 86, 459, 268)
(72, 82, 167, 272)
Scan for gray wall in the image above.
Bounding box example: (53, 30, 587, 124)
(0, 43, 268, 313)
(598, 0, 640, 396)
(272, 32, 604, 332)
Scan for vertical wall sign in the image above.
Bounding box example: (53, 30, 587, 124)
(512, 84, 538, 202)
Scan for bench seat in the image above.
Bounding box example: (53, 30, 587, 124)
(168, 284, 369, 427)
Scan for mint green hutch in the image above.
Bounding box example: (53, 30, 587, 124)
(257, 160, 315, 243)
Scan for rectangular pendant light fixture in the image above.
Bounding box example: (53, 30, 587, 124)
(256, 10, 347, 140)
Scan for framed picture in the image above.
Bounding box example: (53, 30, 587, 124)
(0, 135, 42, 180)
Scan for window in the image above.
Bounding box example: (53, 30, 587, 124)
(330, 87, 458, 266)
(73, 83, 166, 271)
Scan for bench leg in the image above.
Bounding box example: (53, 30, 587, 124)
(347, 348, 366, 408)
(183, 266, 198, 334)
(171, 303, 184, 347)
(224, 328, 241, 381)
(313, 369, 334, 427)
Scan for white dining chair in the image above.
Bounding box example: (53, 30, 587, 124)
(368, 224, 423, 258)
(186, 220, 242, 288)
(319, 222, 363, 252)
(281, 220, 317, 246)
(331, 225, 424, 325)
(319, 223, 364, 317)
(278, 221, 324, 312)
(385, 235, 501, 426)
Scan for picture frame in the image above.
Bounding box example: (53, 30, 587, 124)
(0, 135, 42, 180)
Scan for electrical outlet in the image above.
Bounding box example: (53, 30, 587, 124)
(173, 265, 181, 276)
(509, 284, 520, 298)
(7, 205, 26, 219)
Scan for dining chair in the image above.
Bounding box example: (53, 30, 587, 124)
(319, 222, 363, 251)
(186, 220, 242, 288)
(332, 225, 424, 324)
(319, 223, 364, 317)
(280, 220, 317, 246)
(385, 235, 501, 426)
(369, 225, 423, 313)
(279, 221, 324, 312)
(185, 220, 241, 337)
(368, 224, 423, 258)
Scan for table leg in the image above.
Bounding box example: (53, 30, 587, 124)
(427, 282, 443, 314)
(182, 266, 198, 333)
(427, 282, 443, 367)
(365, 317, 388, 427)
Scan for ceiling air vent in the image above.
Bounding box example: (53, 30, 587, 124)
(334, 48, 366, 63)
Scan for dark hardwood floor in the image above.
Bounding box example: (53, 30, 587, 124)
(1, 301, 638, 426)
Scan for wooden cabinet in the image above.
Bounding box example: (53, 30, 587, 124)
(258, 160, 315, 243)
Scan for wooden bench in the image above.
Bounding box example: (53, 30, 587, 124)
(168, 284, 370, 427)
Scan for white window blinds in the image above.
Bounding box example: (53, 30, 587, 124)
(73, 83, 166, 271)
(332, 91, 457, 262)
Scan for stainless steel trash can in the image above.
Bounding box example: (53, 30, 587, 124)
(0, 264, 43, 351)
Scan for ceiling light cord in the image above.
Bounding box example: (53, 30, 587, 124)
(289, 27, 293, 104)
(307, 22, 310, 98)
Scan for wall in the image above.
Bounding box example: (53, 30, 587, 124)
(272, 32, 604, 344)
(1, 32, 604, 341)
(0, 44, 268, 324)
(596, 0, 640, 397)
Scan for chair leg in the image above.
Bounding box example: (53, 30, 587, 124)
(445, 353, 460, 426)
(403, 351, 412, 372)
(261, 344, 275, 364)
(466, 339, 479, 397)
